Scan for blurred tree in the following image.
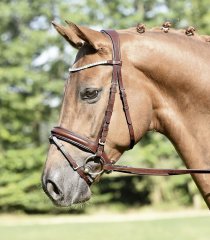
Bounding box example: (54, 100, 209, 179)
(0, 0, 67, 212)
(0, 0, 208, 213)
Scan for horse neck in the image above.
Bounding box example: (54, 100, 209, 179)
(126, 32, 210, 208)
(127, 32, 210, 167)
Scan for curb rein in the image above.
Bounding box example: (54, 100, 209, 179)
(49, 30, 210, 185)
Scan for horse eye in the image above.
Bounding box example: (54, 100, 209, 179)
(85, 89, 98, 99)
(80, 88, 102, 102)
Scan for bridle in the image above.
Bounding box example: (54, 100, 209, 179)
(50, 30, 210, 185)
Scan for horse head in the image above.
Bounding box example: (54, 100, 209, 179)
(42, 22, 153, 206)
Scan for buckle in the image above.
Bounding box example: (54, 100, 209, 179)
(98, 139, 105, 146)
(107, 60, 122, 65)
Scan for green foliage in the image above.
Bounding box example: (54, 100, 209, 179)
(0, 0, 208, 213)
(0, 147, 44, 212)
(0, 0, 71, 213)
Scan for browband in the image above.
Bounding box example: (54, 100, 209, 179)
(69, 60, 122, 72)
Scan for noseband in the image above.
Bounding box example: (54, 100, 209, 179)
(50, 30, 210, 185)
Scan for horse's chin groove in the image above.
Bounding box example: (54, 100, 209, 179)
(52, 194, 91, 207)
(51, 185, 92, 207)
(70, 185, 92, 205)
(51, 199, 70, 207)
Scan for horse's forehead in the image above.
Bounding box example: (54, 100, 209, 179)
(75, 45, 98, 63)
(69, 50, 109, 83)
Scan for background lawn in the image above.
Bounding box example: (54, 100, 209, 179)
(0, 215, 210, 240)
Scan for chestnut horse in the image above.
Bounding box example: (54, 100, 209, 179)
(42, 21, 210, 208)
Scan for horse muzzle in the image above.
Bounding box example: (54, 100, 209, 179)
(42, 159, 92, 206)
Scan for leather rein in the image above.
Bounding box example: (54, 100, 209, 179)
(50, 29, 210, 185)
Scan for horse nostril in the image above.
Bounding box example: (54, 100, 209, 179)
(46, 180, 64, 201)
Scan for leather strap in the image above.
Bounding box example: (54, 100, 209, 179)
(96, 30, 135, 158)
(51, 127, 98, 153)
(51, 127, 111, 163)
(102, 30, 135, 149)
(103, 164, 210, 176)
(51, 126, 210, 179)
(50, 135, 92, 185)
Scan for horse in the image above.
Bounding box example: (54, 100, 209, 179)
(42, 20, 210, 208)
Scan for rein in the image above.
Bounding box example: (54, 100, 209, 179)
(50, 29, 210, 185)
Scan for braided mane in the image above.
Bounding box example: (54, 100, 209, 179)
(134, 22, 210, 43)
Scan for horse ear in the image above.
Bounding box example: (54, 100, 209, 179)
(52, 21, 109, 51)
(52, 21, 84, 49)
(65, 21, 109, 51)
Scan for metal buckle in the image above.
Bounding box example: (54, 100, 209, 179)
(72, 165, 81, 171)
(98, 139, 105, 146)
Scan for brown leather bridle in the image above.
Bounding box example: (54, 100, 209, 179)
(50, 30, 210, 185)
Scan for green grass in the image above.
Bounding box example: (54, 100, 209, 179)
(0, 216, 210, 240)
